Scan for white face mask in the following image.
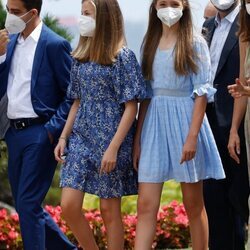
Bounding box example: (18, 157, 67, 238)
(246, 3, 250, 15)
(78, 15, 96, 37)
(5, 11, 32, 34)
(210, 0, 235, 10)
(157, 7, 183, 27)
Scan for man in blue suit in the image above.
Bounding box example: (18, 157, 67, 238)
(0, 0, 76, 249)
(203, 0, 249, 249)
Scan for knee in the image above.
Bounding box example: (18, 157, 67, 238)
(61, 200, 81, 221)
(16, 197, 41, 219)
(100, 202, 119, 224)
(137, 196, 159, 217)
(183, 199, 204, 220)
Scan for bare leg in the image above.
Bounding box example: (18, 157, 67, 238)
(61, 188, 99, 250)
(100, 198, 124, 250)
(181, 182, 208, 250)
(134, 183, 163, 250)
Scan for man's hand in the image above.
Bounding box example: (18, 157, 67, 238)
(228, 130, 241, 164)
(0, 29, 9, 56)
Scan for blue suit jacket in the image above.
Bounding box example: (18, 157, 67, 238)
(0, 24, 73, 139)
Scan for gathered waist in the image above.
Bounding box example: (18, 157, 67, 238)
(153, 88, 191, 97)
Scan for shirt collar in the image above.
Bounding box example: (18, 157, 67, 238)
(214, 4, 240, 26)
(18, 21, 43, 44)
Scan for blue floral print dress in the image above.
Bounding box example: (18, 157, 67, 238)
(60, 47, 148, 198)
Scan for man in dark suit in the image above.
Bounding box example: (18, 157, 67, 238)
(203, 0, 249, 249)
(0, 0, 76, 249)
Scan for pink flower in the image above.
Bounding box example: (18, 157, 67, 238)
(0, 209, 8, 219)
(8, 231, 18, 240)
(10, 213, 19, 222)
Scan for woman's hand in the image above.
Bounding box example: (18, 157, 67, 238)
(228, 78, 249, 98)
(180, 135, 197, 164)
(133, 137, 141, 171)
(54, 138, 67, 163)
(100, 145, 118, 174)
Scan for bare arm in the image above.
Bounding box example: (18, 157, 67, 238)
(100, 100, 138, 174)
(54, 99, 80, 162)
(133, 99, 151, 170)
(180, 95, 207, 164)
(228, 40, 248, 164)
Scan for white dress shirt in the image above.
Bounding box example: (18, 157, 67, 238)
(2, 21, 43, 119)
(210, 4, 240, 83)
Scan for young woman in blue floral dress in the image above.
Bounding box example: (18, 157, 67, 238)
(54, 0, 148, 249)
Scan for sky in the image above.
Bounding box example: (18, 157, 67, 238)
(2, 0, 209, 27)
(2, 0, 210, 56)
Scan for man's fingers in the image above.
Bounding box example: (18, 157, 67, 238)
(228, 146, 240, 164)
(236, 142, 241, 155)
(231, 154, 240, 164)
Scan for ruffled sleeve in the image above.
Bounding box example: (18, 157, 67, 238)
(190, 35, 216, 103)
(67, 59, 81, 99)
(113, 47, 151, 104)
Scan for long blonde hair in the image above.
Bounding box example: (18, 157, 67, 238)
(72, 0, 125, 65)
(141, 0, 198, 80)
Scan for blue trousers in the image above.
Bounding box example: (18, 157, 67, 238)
(5, 125, 76, 250)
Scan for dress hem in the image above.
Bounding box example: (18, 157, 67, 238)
(60, 184, 138, 199)
(138, 175, 226, 184)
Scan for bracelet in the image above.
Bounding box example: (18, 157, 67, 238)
(59, 136, 67, 141)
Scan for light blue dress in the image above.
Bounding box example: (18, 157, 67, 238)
(138, 36, 225, 183)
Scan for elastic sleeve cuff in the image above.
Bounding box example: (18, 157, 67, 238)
(191, 83, 217, 103)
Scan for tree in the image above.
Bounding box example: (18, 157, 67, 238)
(43, 14, 73, 43)
(0, 0, 6, 29)
(0, 1, 73, 43)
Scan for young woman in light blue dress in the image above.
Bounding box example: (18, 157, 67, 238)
(133, 0, 225, 249)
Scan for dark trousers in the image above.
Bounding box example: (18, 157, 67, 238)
(204, 144, 249, 250)
(5, 125, 76, 250)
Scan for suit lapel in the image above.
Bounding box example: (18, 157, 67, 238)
(31, 25, 48, 92)
(215, 15, 239, 78)
(205, 19, 216, 48)
(6, 35, 19, 62)
(0, 35, 18, 95)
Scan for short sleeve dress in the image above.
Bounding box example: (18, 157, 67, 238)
(138, 35, 225, 183)
(60, 47, 149, 198)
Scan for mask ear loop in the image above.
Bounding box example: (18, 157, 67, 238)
(20, 9, 36, 25)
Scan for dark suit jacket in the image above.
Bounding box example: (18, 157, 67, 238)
(203, 15, 249, 222)
(203, 15, 244, 146)
(0, 24, 73, 139)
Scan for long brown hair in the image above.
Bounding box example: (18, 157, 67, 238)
(72, 0, 125, 65)
(141, 0, 198, 80)
(238, 0, 250, 42)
